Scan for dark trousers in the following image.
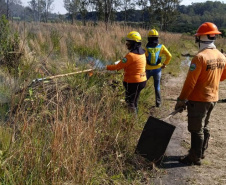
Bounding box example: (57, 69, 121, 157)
(187, 101, 216, 158)
(123, 81, 146, 111)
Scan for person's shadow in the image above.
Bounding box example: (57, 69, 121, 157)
(218, 99, 226, 103)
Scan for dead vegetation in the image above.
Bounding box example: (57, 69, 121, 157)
(0, 21, 226, 184)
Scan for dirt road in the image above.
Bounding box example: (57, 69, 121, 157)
(152, 73, 226, 185)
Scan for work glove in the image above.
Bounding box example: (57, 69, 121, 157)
(161, 64, 166, 69)
(175, 98, 187, 112)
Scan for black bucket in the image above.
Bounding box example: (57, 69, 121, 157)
(135, 116, 176, 163)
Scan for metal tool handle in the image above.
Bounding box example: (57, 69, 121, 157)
(162, 108, 183, 121)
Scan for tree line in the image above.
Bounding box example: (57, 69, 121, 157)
(0, 0, 55, 22)
(62, 0, 181, 30)
(1, 0, 226, 34)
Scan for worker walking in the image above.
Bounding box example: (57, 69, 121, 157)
(106, 31, 147, 113)
(175, 22, 226, 165)
(145, 29, 172, 107)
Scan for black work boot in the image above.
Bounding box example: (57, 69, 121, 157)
(202, 132, 210, 159)
(179, 150, 201, 166)
(179, 156, 201, 166)
(156, 102, 161, 107)
(155, 91, 161, 107)
(179, 133, 203, 166)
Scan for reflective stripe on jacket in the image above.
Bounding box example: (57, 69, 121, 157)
(106, 52, 147, 83)
(145, 44, 172, 70)
(179, 48, 226, 102)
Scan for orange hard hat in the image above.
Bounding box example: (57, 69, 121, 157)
(195, 22, 221, 36)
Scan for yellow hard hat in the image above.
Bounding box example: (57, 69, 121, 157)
(148, 29, 159, 37)
(126, 31, 142, 42)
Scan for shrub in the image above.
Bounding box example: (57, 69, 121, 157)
(0, 15, 22, 76)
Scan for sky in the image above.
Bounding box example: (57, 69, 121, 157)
(20, 0, 226, 14)
(20, 0, 67, 14)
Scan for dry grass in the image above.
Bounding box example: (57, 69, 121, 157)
(13, 22, 184, 74)
(1, 21, 226, 184)
(0, 73, 151, 184)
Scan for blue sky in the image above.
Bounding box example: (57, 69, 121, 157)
(20, 0, 226, 14)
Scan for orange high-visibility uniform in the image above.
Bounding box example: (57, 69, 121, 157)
(107, 52, 147, 83)
(179, 48, 226, 102)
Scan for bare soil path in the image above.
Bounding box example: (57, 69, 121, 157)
(152, 72, 226, 185)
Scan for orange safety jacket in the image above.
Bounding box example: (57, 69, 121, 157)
(179, 48, 226, 102)
(106, 52, 147, 83)
(145, 44, 172, 70)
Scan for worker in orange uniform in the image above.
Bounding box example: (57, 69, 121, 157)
(145, 29, 172, 107)
(175, 22, 226, 165)
(106, 31, 147, 113)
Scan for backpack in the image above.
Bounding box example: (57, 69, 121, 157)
(146, 44, 162, 66)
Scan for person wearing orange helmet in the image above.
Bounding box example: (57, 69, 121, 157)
(175, 22, 226, 165)
(106, 31, 147, 113)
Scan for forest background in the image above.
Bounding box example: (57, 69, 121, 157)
(1, 0, 226, 35)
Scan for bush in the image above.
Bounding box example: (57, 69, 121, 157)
(219, 29, 226, 38)
(0, 15, 22, 76)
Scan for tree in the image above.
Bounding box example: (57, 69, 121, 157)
(28, 0, 55, 22)
(90, 0, 104, 21)
(120, 0, 135, 23)
(149, 0, 181, 31)
(104, 0, 113, 30)
(0, 0, 21, 18)
(0, 0, 7, 17)
(64, 0, 80, 24)
(91, 0, 120, 30)
(78, 0, 90, 26)
(28, 0, 38, 21)
(8, 0, 22, 18)
(28, 0, 46, 22)
(43, 0, 54, 22)
(137, 0, 149, 23)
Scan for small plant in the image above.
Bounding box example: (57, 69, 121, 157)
(50, 29, 61, 52)
(0, 15, 22, 76)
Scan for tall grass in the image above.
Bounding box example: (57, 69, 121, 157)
(1, 21, 226, 184)
(13, 22, 186, 74)
(1, 72, 152, 184)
